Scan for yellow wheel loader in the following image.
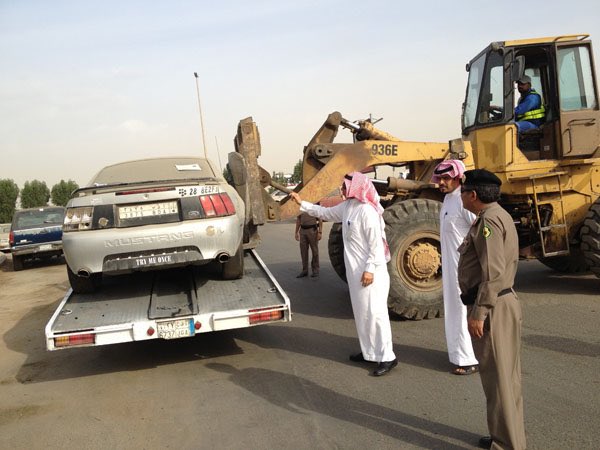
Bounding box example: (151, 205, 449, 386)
(229, 34, 600, 319)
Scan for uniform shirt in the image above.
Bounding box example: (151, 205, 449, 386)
(457, 202, 519, 321)
(298, 212, 318, 227)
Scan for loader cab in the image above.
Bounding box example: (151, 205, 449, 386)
(461, 35, 600, 165)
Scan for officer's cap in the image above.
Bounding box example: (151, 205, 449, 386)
(516, 75, 532, 84)
(462, 169, 502, 187)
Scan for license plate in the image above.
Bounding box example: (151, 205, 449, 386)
(134, 254, 174, 267)
(118, 201, 178, 219)
(177, 185, 220, 197)
(157, 319, 193, 340)
(39, 244, 52, 251)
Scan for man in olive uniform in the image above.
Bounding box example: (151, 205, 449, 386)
(458, 169, 526, 450)
(295, 212, 322, 277)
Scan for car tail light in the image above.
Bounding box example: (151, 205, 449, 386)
(199, 193, 236, 217)
(54, 333, 96, 347)
(249, 307, 284, 325)
(64, 207, 94, 231)
(9, 231, 14, 246)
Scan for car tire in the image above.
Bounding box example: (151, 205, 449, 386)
(222, 243, 245, 280)
(12, 254, 24, 271)
(67, 265, 100, 294)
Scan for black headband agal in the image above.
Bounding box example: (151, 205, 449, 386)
(434, 165, 453, 175)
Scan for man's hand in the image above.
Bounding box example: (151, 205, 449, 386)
(468, 317, 484, 339)
(317, 231, 322, 241)
(361, 271, 374, 287)
(289, 192, 302, 205)
(295, 232, 300, 242)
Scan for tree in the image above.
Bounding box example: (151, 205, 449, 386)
(51, 179, 79, 206)
(0, 179, 19, 223)
(291, 159, 303, 183)
(20, 180, 50, 208)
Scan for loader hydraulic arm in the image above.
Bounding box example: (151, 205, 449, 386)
(230, 112, 453, 223)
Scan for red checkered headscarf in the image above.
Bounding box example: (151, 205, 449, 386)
(430, 159, 466, 184)
(343, 172, 384, 215)
(342, 172, 390, 262)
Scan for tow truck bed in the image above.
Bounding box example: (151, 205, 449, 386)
(45, 250, 290, 350)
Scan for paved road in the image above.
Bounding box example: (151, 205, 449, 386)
(0, 222, 598, 449)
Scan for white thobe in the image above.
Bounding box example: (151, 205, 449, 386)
(301, 199, 396, 363)
(440, 188, 478, 366)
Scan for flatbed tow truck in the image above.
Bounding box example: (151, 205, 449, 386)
(45, 249, 290, 350)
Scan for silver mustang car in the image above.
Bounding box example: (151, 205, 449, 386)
(63, 156, 245, 293)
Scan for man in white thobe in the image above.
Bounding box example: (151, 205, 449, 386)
(432, 160, 479, 375)
(289, 172, 397, 376)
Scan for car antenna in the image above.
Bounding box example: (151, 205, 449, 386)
(193, 72, 208, 159)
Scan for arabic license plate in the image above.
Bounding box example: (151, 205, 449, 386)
(39, 244, 52, 251)
(118, 201, 178, 219)
(157, 319, 193, 340)
(177, 185, 220, 197)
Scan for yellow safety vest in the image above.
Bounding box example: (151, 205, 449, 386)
(517, 89, 546, 121)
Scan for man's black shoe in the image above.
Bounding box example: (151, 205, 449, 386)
(372, 359, 398, 376)
(478, 436, 492, 449)
(296, 272, 308, 278)
(349, 352, 367, 362)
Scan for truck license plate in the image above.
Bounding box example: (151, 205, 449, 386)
(157, 319, 194, 339)
(39, 244, 52, 251)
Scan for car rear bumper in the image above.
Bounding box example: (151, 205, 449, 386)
(11, 242, 63, 256)
(63, 217, 243, 275)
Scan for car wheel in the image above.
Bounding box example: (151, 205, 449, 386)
(12, 254, 24, 271)
(222, 243, 245, 280)
(67, 265, 101, 294)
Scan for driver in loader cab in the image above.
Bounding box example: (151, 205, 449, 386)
(514, 74, 546, 132)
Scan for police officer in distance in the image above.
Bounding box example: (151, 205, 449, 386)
(457, 169, 526, 450)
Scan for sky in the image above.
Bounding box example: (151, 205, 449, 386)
(1, 0, 599, 188)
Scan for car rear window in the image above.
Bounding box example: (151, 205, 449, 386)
(90, 158, 216, 185)
(14, 208, 65, 229)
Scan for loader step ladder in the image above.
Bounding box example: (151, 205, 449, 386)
(515, 171, 570, 257)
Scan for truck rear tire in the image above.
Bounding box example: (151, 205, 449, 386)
(12, 254, 24, 271)
(580, 200, 600, 277)
(67, 265, 100, 294)
(222, 243, 245, 280)
(383, 199, 443, 320)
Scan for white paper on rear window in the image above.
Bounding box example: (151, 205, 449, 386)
(176, 164, 202, 171)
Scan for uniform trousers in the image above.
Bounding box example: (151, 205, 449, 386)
(299, 228, 319, 274)
(471, 295, 526, 450)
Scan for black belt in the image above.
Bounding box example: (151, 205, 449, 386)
(461, 287, 513, 305)
(301, 225, 318, 229)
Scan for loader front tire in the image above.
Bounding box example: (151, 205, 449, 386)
(384, 199, 443, 320)
(580, 199, 600, 278)
(327, 223, 347, 282)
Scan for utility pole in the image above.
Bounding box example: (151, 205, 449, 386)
(214, 136, 223, 172)
(194, 72, 208, 159)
